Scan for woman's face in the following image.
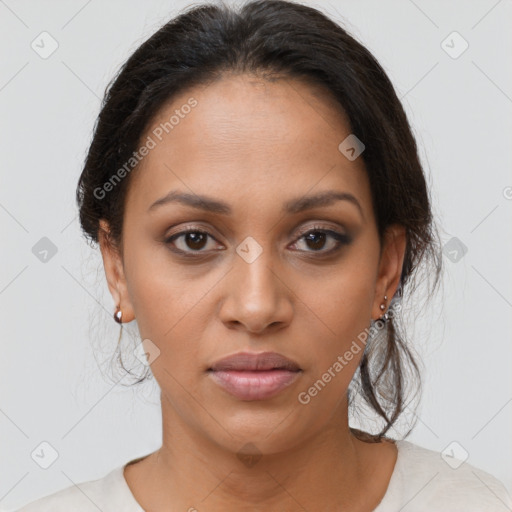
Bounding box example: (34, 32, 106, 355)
(100, 74, 405, 453)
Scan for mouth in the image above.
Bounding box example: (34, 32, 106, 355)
(207, 351, 302, 401)
(208, 351, 301, 372)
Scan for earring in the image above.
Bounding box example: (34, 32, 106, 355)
(379, 295, 388, 321)
(114, 307, 123, 324)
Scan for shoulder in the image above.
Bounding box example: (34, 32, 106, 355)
(14, 465, 131, 512)
(392, 440, 512, 511)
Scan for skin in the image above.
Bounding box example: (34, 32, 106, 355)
(99, 73, 406, 511)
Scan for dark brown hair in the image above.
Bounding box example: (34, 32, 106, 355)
(76, 0, 443, 442)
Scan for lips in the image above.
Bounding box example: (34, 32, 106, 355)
(207, 351, 302, 401)
(208, 351, 301, 372)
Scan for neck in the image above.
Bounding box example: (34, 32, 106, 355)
(125, 393, 388, 511)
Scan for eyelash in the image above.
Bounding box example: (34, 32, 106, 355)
(164, 224, 351, 258)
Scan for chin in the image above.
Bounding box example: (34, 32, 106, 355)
(203, 411, 306, 456)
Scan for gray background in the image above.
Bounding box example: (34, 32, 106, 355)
(1, 0, 511, 509)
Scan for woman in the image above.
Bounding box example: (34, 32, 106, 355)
(16, 0, 511, 510)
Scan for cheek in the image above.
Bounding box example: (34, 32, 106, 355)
(123, 243, 216, 376)
(298, 255, 377, 382)
(295, 284, 373, 422)
(123, 238, 193, 334)
(304, 258, 376, 338)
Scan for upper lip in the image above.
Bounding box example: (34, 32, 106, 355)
(208, 351, 301, 372)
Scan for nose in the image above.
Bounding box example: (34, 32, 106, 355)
(218, 245, 293, 335)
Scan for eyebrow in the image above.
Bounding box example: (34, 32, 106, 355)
(148, 190, 364, 218)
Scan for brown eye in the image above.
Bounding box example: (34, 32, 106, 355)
(165, 228, 221, 254)
(181, 232, 208, 250)
(303, 231, 328, 251)
(292, 226, 351, 254)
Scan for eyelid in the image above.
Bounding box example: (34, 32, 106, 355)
(165, 224, 220, 241)
(293, 223, 346, 238)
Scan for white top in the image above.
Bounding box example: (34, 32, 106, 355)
(13, 440, 512, 511)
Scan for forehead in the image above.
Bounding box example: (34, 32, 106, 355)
(126, 73, 371, 217)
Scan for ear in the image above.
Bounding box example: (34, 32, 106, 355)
(372, 224, 407, 321)
(98, 219, 135, 323)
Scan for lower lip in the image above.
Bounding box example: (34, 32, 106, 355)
(208, 369, 301, 400)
